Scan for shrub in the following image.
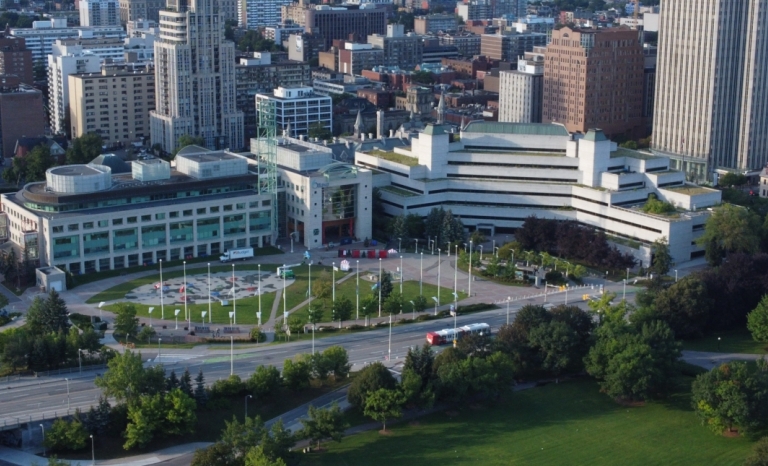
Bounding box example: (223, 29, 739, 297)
(347, 324, 366, 331)
(44, 419, 89, 452)
(250, 327, 267, 343)
(348, 362, 397, 410)
(208, 374, 246, 399)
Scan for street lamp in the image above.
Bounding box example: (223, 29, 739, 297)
(399, 255, 403, 295)
(78, 348, 83, 374)
(90, 435, 95, 466)
(332, 261, 336, 304)
(478, 245, 483, 261)
(258, 264, 262, 326)
(437, 249, 441, 306)
(675, 269, 678, 282)
(174, 309, 180, 330)
(506, 296, 511, 325)
(40, 424, 45, 457)
(244, 395, 252, 421)
(148, 307, 154, 328)
(183, 260, 188, 323)
(208, 263, 212, 324)
(398, 237, 402, 252)
(355, 261, 359, 320)
(157, 338, 161, 362)
(232, 264, 237, 325)
(419, 252, 423, 296)
(410, 300, 415, 319)
(431, 296, 438, 315)
(718, 336, 721, 350)
(415, 238, 419, 254)
(230, 335, 234, 376)
(159, 259, 164, 319)
(468, 240, 473, 298)
(378, 258, 382, 317)
(65, 378, 70, 411)
(623, 279, 627, 301)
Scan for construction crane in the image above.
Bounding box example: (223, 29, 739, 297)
(256, 98, 279, 245)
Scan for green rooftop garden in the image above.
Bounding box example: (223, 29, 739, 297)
(664, 185, 717, 195)
(364, 149, 419, 167)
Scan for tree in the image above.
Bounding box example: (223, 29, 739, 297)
(192, 442, 238, 466)
(3, 145, 55, 185)
(653, 276, 713, 338)
(307, 307, 324, 330)
(248, 365, 281, 398)
(412, 295, 428, 314)
(66, 133, 103, 164)
(44, 418, 89, 452)
(642, 194, 676, 215)
(359, 294, 377, 324)
(95, 350, 159, 403)
(138, 325, 156, 344)
(286, 315, 304, 336)
(282, 357, 311, 391)
(698, 204, 761, 264)
(259, 419, 295, 462)
(26, 290, 70, 336)
(299, 402, 348, 449)
(719, 172, 748, 188)
(382, 290, 404, 316)
(322, 346, 351, 380)
(308, 121, 332, 141)
(402, 345, 435, 408)
(650, 236, 673, 275)
(744, 436, 768, 466)
(172, 134, 205, 156)
(312, 272, 333, 310)
(691, 362, 761, 434)
(364, 388, 404, 432)
(748, 295, 768, 342)
(333, 296, 353, 327)
(347, 362, 397, 409)
(194, 369, 208, 407)
(113, 303, 139, 340)
(124, 392, 165, 449)
(219, 415, 267, 460)
(80, 396, 111, 435)
(244, 446, 288, 466)
(411, 70, 434, 84)
(165, 388, 197, 436)
(585, 321, 681, 402)
(528, 320, 580, 381)
(379, 271, 393, 300)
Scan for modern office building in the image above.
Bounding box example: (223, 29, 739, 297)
(367, 24, 423, 70)
(457, 0, 491, 22)
(10, 20, 126, 64)
(338, 43, 384, 76)
(0, 75, 47, 159)
(263, 20, 304, 46)
(235, 52, 310, 139)
(480, 31, 547, 62)
(68, 62, 155, 146)
(79, 0, 120, 27)
(151, 0, 244, 153)
(653, 0, 768, 177)
(0, 149, 273, 273)
(356, 122, 722, 264)
(511, 15, 555, 34)
(543, 26, 644, 139)
(0, 32, 34, 84)
(240, 0, 292, 30)
(498, 50, 543, 123)
(283, 2, 387, 49)
(47, 43, 102, 135)
(249, 135, 372, 248)
(414, 14, 458, 34)
(255, 86, 332, 139)
(437, 33, 481, 58)
(119, 0, 165, 22)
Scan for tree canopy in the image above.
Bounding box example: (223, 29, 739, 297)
(66, 133, 103, 164)
(698, 204, 761, 265)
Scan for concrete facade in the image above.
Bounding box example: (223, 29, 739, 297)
(79, 0, 120, 27)
(255, 86, 332, 139)
(47, 43, 102, 135)
(120, 0, 165, 22)
(0, 77, 47, 159)
(498, 51, 543, 123)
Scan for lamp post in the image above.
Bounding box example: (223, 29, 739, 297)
(437, 249, 441, 306)
(479, 245, 483, 261)
(40, 424, 45, 457)
(183, 260, 188, 323)
(78, 348, 82, 374)
(65, 378, 70, 411)
(398, 237, 402, 252)
(258, 264, 262, 326)
(230, 336, 234, 376)
(492, 239, 496, 257)
(432, 296, 438, 315)
(159, 259, 164, 319)
(332, 261, 336, 304)
(378, 258, 383, 317)
(232, 264, 237, 325)
(419, 252, 423, 296)
(388, 311, 393, 361)
(90, 435, 95, 466)
(506, 296, 511, 325)
(244, 395, 252, 421)
(282, 263, 287, 329)
(453, 245, 457, 305)
(468, 240, 473, 298)
(157, 338, 161, 362)
(565, 285, 569, 305)
(415, 238, 418, 254)
(623, 279, 627, 301)
(148, 307, 154, 328)
(675, 269, 678, 282)
(174, 309, 180, 330)
(355, 261, 359, 320)
(399, 255, 403, 295)
(208, 263, 212, 324)
(718, 337, 721, 350)
(452, 293, 458, 347)
(410, 300, 415, 319)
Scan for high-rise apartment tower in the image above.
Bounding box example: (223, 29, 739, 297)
(653, 0, 768, 177)
(150, 0, 244, 153)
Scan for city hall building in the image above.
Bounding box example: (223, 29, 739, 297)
(1, 147, 272, 273)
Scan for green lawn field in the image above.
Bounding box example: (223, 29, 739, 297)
(682, 328, 768, 354)
(301, 378, 754, 466)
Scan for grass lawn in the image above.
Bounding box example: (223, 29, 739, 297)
(59, 378, 351, 462)
(300, 377, 754, 466)
(291, 278, 466, 323)
(74, 246, 284, 289)
(682, 327, 768, 354)
(87, 263, 284, 304)
(282, 264, 346, 312)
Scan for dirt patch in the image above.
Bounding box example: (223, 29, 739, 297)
(379, 429, 393, 436)
(722, 430, 741, 438)
(615, 399, 645, 407)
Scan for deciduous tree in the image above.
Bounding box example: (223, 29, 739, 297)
(282, 357, 311, 391)
(363, 388, 404, 432)
(113, 303, 139, 340)
(347, 361, 396, 409)
(299, 402, 347, 449)
(247, 365, 281, 398)
(748, 295, 768, 342)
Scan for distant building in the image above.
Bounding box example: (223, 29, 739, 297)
(543, 26, 644, 138)
(263, 20, 304, 46)
(414, 14, 457, 34)
(119, 0, 164, 22)
(287, 32, 325, 62)
(79, 0, 119, 27)
(511, 15, 555, 34)
(367, 24, 423, 70)
(255, 86, 332, 138)
(240, 0, 293, 30)
(498, 50, 543, 123)
(437, 33, 481, 57)
(339, 43, 384, 76)
(10, 20, 125, 64)
(395, 86, 432, 114)
(283, 2, 387, 50)
(457, 0, 491, 22)
(0, 75, 46, 159)
(68, 62, 155, 146)
(47, 42, 102, 135)
(480, 32, 547, 62)
(0, 32, 33, 85)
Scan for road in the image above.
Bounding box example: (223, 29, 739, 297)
(0, 287, 610, 429)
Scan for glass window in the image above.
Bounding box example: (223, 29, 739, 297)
(53, 235, 80, 259)
(83, 232, 109, 255)
(156, 213, 165, 220)
(52, 226, 64, 233)
(196, 217, 220, 240)
(183, 210, 193, 217)
(223, 214, 246, 236)
(210, 206, 220, 213)
(113, 228, 138, 251)
(249, 211, 270, 232)
(141, 224, 166, 248)
(169, 221, 193, 243)
(169, 211, 179, 218)
(141, 215, 151, 222)
(68, 224, 79, 231)
(197, 208, 206, 215)
(236, 203, 245, 210)
(224, 205, 233, 212)
(98, 220, 108, 228)
(113, 218, 123, 226)
(127, 216, 137, 224)
(83, 222, 94, 230)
